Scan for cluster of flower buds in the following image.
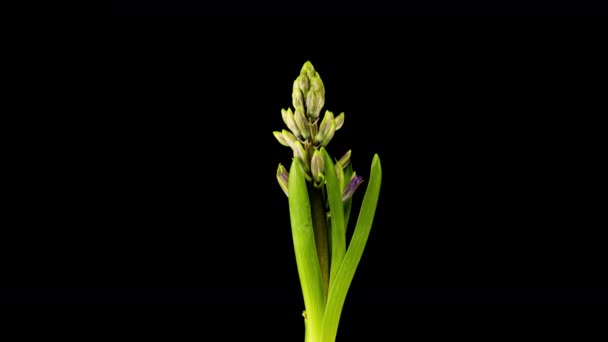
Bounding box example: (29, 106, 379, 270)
(293, 61, 325, 122)
(274, 109, 344, 150)
(275, 62, 363, 201)
(274, 61, 345, 147)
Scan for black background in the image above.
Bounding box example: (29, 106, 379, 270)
(111, 1, 605, 16)
(3, 23, 606, 338)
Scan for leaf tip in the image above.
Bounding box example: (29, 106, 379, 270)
(372, 154, 381, 169)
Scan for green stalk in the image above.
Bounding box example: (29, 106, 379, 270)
(310, 185, 330, 296)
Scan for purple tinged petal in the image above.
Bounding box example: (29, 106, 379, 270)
(279, 169, 289, 183)
(342, 175, 364, 202)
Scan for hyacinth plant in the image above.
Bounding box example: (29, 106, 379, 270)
(274, 61, 382, 342)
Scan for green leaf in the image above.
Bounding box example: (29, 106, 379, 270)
(322, 154, 382, 342)
(288, 157, 327, 341)
(320, 148, 346, 288)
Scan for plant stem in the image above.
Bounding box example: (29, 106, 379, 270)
(309, 185, 329, 297)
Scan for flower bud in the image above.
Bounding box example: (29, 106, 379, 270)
(292, 86, 305, 114)
(310, 75, 325, 99)
(277, 163, 289, 197)
(282, 108, 301, 139)
(338, 150, 351, 169)
(301, 62, 316, 82)
(281, 129, 297, 148)
(334, 112, 345, 131)
(273, 131, 289, 147)
(301, 61, 315, 75)
(335, 161, 344, 192)
(311, 149, 324, 185)
(306, 89, 324, 120)
(318, 110, 334, 133)
(315, 110, 334, 145)
(295, 74, 309, 95)
(321, 120, 336, 147)
(306, 90, 318, 119)
(292, 141, 308, 171)
(294, 109, 310, 139)
(342, 173, 364, 202)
